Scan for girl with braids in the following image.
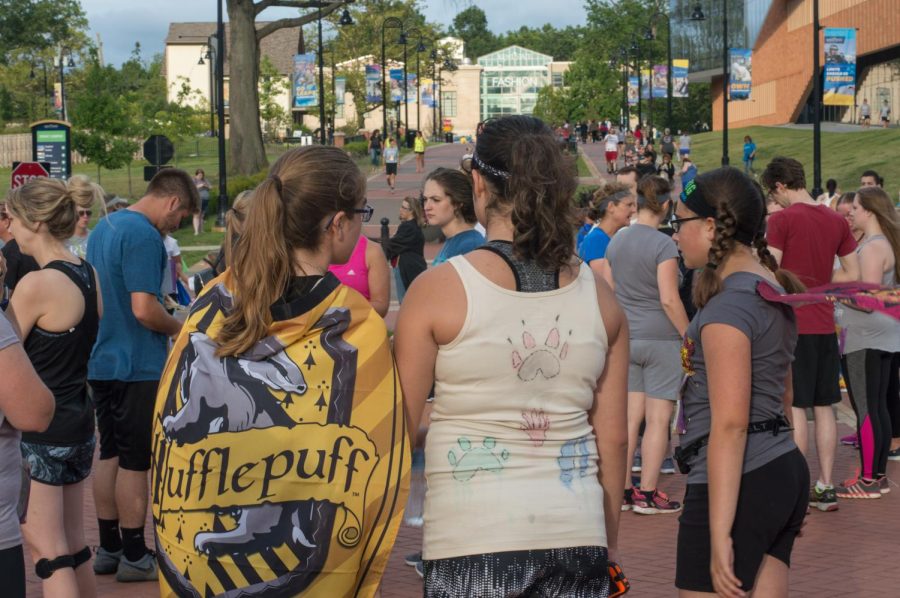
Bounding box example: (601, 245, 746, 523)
(833, 186, 900, 498)
(607, 175, 689, 515)
(671, 167, 808, 597)
(4, 177, 104, 597)
(396, 115, 628, 596)
(152, 147, 409, 597)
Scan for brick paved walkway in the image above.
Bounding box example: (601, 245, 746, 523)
(23, 144, 900, 596)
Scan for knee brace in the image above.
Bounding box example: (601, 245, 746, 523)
(35, 554, 75, 579)
(73, 546, 91, 568)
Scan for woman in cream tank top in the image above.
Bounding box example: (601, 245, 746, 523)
(395, 116, 629, 597)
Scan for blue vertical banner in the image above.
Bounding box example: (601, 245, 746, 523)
(640, 68, 651, 100)
(407, 73, 418, 104)
(652, 65, 668, 99)
(421, 78, 435, 107)
(823, 28, 856, 106)
(729, 48, 752, 100)
(389, 68, 404, 102)
(292, 53, 318, 109)
(365, 64, 381, 103)
(628, 76, 639, 106)
(672, 59, 689, 98)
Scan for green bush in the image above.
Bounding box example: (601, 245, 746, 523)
(344, 140, 370, 157)
(225, 170, 269, 206)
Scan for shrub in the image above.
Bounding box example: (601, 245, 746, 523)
(344, 140, 370, 157)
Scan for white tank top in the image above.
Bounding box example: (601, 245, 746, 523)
(423, 256, 610, 560)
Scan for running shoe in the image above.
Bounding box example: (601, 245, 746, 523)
(809, 485, 840, 511)
(836, 475, 881, 499)
(404, 551, 422, 566)
(840, 434, 859, 448)
(877, 476, 894, 495)
(415, 560, 424, 578)
(93, 547, 122, 575)
(632, 488, 682, 515)
(660, 457, 676, 474)
(631, 455, 642, 473)
(622, 487, 634, 512)
(116, 551, 158, 582)
(888, 447, 900, 461)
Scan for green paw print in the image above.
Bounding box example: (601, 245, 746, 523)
(447, 437, 510, 482)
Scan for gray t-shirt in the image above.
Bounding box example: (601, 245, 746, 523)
(383, 146, 399, 164)
(0, 312, 23, 550)
(607, 223, 681, 340)
(679, 272, 798, 484)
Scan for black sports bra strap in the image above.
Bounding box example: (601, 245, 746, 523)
(478, 244, 522, 291)
(44, 260, 97, 306)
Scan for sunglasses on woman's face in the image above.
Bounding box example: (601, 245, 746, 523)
(78, 210, 93, 218)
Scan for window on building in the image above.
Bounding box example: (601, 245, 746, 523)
(552, 72, 564, 87)
(441, 91, 457, 117)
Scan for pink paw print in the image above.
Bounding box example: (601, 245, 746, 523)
(520, 408, 550, 446)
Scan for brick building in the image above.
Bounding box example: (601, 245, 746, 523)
(671, 0, 900, 129)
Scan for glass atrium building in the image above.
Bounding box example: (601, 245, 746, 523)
(478, 46, 555, 120)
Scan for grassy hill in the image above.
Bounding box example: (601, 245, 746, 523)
(686, 125, 900, 196)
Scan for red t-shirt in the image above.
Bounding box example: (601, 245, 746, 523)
(767, 202, 857, 334)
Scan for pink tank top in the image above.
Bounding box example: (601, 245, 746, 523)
(329, 236, 370, 299)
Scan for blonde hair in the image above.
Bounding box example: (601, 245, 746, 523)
(7, 176, 105, 241)
(855, 186, 900, 281)
(223, 190, 254, 270)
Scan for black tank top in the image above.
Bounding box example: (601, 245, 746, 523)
(22, 260, 99, 445)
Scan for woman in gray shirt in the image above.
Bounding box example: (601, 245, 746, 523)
(607, 175, 688, 515)
(671, 167, 808, 597)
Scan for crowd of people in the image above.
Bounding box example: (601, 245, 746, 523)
(0, 112, 897, 598)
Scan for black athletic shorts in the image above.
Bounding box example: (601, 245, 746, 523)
(89, 380, 159, 471)
(676, 449, 809, 593)
(424, 546, 610, 597)
(0, 545, 25, 598)
(386, 162, 398, 175)
(791, 333, 842, 408)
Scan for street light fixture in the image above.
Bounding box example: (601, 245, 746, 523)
(381, 17, 404, 138)
(57, 48, 75, 122)
(630, 37, 642, 129)
(690, 2, 730, 166)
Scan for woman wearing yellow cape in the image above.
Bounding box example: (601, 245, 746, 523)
(151, 146, 410, 597)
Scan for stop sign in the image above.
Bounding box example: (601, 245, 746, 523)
(10, 162, 50, 189)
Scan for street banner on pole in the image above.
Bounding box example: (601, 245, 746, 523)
(628, 77, 639, 106)
(823, 28, 856, 106)
(389, 68, 404, 103)
(421, 78, 435, 107)
(640, 68, 651, 100)
(407, 73, 418, 104)
(365, 65, 381, 103)
(729, 49, 752, 100)
(335, 76, 346, 105)
(672, 59, 689, 98)
(652, 65, 668, 99)
(292, 53, 317, 109)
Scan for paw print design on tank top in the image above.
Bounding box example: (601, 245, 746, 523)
(509, 316, 571, 382)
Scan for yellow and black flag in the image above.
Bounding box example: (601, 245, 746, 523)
(152, 272, 410, 597)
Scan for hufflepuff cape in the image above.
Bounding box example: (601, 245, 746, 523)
(152, 272, 410, 597)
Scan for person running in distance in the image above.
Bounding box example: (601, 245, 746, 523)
(384, 137, 399, 192)
(672, 166, 808, 597)
(415, 130, 427, 173)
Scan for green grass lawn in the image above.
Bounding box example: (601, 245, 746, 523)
(686, 126, 900, 193)
(576, 153, 593, 178)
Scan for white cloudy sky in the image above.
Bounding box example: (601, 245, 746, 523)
(79, 0, 588, 66)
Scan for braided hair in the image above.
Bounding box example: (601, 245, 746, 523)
(691, 167, 804, 308)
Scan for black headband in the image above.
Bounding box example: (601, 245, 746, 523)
(679, 179, 716, 218)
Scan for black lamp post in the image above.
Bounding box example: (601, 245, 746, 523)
(399, 29, 409, 138)
(198, 44, 215, 135)
(214, 0, 228, 228)
(630, 37, 642, 129)
(381, 17, 404, 138)
(57, 49, 75, 122)
(811, 0, 822, 197)
(431, 48, 439, 140)
(414, 35, 427, 135)
(690, 2, 729, 166)
(646, 6, 673, 130)
(314, 5, 353, 145)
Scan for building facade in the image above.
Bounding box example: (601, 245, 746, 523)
(671, 0, 900, 129)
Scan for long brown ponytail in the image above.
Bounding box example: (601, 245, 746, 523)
(215, 146, 365, 357)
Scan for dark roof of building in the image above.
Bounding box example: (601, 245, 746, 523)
(165, 22, 300, 76)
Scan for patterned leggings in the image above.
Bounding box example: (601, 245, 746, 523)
(424, 546, 610, 598)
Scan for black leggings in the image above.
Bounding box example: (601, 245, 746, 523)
(886, 353, 900, 439)
(842, 349, 893, 478)
(0, 544, 25, 598)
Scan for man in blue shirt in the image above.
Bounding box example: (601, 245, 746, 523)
(87, 169, 198, 582)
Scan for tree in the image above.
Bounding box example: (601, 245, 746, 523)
(258, 55, 291, 141)
(0, 0, 88, 64)
(226, 0, 355, 175)
(448, 6, 498, 61)
(532, 85, 581, 126)
(501, 24, 585, 61)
